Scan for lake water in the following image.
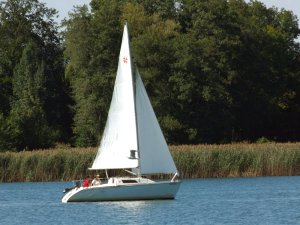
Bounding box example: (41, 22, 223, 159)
(1, 176, 300, 225)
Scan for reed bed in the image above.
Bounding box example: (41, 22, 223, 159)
(172, 143, 300, 178)
(0, 143, 299, 182)
(0, 147, 96, 182)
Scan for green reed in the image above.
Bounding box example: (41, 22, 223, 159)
(0, 143, 299, 182)
(171, 143, 300, 178)
(0, 147, 96, 182)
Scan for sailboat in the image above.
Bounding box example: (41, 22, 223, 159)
(62, 23, 181, 202)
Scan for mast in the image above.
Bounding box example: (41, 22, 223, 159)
(133, 67, 141, 177)
(126, 22, 141, 177)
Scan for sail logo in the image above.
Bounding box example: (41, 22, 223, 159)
(123, 57, 128, 64)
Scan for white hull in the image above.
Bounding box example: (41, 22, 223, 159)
(62, 178, 181, 203)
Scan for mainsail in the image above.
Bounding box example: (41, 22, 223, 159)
(90, 23, 177, 175)
(90, 23, 138, 170)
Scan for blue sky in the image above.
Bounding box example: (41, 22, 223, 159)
(41, 0, 90, 21)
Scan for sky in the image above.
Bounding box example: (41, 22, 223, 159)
(41, 0, 90, 21)
(41, 0, 300, 23)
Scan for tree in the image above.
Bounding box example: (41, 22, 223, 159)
(121, 2, 181, 143)
(64, 1, 122, 146)
(62, 0, 300, 146)
(228, 0, 300, 141)
(0, 0, 72, 150)
(134, 0, 177, 19)
(9, 42, 56, 149)
(169, 0, 242, 143)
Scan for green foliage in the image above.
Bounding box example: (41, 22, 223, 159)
(0, 0, 72, 150)
(8, 42, 58, 149)
(63, 1, 122, 146)
(1, 0, 300, 149)
(121, 2, 181, 143)
(256, 137, 272, 143)
(169, 0, 242, 143)
(60, 0, 300, 145)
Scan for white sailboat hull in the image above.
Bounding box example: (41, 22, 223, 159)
(62, 179, 181, 202)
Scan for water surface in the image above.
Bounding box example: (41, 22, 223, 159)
(1, 176, 299, 225)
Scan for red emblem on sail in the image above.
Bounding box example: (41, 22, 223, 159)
(123, 57, 128, 64)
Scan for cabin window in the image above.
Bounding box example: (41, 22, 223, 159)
(121, 180, 138, 183)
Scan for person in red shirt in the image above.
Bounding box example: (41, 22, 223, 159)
(83, 176, 91, 187)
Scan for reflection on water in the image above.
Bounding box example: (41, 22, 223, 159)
(1, 177, 300, 225)
(108, 200, 149, 209)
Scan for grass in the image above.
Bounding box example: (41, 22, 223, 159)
(0, 143, 299, 182)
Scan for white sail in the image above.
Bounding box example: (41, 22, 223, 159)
(135, 68, 178, 174)
(90, 23, 138, 170)
(90, 23, 177, 175)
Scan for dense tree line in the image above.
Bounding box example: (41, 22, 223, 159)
(0, 0, 299, 151)
(0, 0, 72, 150)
